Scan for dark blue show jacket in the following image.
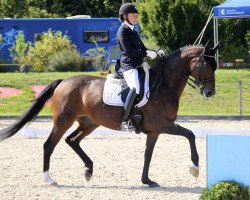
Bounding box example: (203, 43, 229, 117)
(116, 23, 148, 73)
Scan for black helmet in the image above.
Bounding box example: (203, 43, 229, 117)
(119, 3, 138, 21)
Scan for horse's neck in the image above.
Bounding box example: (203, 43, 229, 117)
(165, 63, 188, 99)
(163, 47, 202, 99)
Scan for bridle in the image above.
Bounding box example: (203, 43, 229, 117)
(189, 50, 216, 89)
(152, 49, 216, 93)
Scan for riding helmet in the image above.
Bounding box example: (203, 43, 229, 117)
(119, 3, 138, 21)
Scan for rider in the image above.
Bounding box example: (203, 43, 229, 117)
(117, 3, 163, 131)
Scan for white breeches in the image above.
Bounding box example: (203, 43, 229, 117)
(123, 68, 140, 94)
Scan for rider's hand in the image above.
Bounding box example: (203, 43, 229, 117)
(146, 50, 157, 59)
(157, 50, 165, 57)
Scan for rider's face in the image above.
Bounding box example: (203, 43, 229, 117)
(127, 13, 138, 25)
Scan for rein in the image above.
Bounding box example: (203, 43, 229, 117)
(151, 51, 214, 93)
(154, 58, 201, 90)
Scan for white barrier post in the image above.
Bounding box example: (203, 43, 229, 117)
(21, 127, 37, 139)
(238, 80, 243, 116)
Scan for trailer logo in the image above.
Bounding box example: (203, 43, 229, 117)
(0, 29, 23, 50)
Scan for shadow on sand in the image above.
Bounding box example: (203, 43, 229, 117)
(55, 184, 202, 194)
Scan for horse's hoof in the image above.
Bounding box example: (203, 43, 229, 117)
(149, 182, 160, 188)
(49, 181, 58, 186)
(142, 179, 160, 188)
(190, 165, 199, 178)
(84, 170, 92, 182)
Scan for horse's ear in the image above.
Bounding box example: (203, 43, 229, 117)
(204, 41, 210, 49)
(212, 42, 220, 52)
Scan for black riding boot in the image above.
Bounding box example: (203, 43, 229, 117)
(121, 88, 137, 131)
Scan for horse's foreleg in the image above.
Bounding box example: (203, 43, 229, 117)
(160, 123, 199, 177)
(141, 132, 160, 187)
(65, 122, 98, 182)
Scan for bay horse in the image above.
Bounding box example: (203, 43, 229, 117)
(0, 44, 218, 188)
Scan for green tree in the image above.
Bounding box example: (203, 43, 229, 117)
(0, 0, 122, 18)
(219, 18, 250, 63)
(0, 2, 3, 18)
(27, 0, 47, 9)
(24, 30, 74, 72)
(2, 0, 28, 18)
(26, 7, 60, 18)
(137, 0, 219, 52)
(93, 0, 121, 17)
(137, 0, 250, 63)
(45, 0, 121, 17)
(9, 32, 31, 64)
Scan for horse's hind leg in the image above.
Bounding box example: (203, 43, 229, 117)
(43, 117, 75, 185)
(65, 116, 99, 182)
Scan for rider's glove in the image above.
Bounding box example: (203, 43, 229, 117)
(146, 50, 157, 59)
(157, 50, 165, 57)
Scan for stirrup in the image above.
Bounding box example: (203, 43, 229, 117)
(121, 120, 136, 132)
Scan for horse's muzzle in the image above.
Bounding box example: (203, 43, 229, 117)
(200, 87, 215, 98)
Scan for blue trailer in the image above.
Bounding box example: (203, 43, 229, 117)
(0, 17, 121, 63)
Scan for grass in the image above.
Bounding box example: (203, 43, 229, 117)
(0, 71, 104, 116)
(0, 69, 250, 116)
(179, 69, 250, 115)
(0, 71, 103, 88)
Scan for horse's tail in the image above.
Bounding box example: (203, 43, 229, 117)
(0, 79, 63, 142)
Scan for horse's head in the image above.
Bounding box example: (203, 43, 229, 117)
(152, 44, 219, 99)
(188, 44, 219, 98)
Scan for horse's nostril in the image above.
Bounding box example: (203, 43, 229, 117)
(206, 91, 212, 97)
(201, 88, 214, 98)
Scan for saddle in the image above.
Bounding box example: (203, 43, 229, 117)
(103, 62, 150, 107)
(103, 62, 150, 134)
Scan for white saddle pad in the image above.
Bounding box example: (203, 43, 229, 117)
(103, 63, 150, 107)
